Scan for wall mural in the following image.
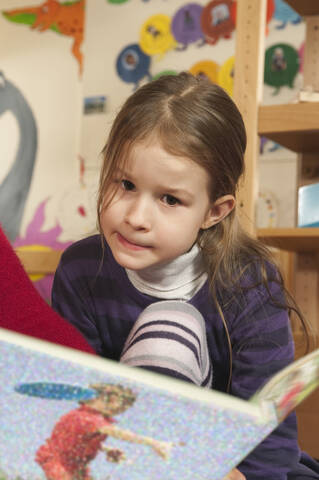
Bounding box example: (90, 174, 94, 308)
(111, 0, 303, 95)
(0, 0, 306, 301)
(3, 0, 85, 76)
(13, 200, 72, 304)
(0, 72, 37, 242)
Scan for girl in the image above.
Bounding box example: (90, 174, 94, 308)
(52, 72, 319, 479)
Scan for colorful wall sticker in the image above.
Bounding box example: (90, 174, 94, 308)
(171, 3, 205, 51)
(273, 0, 301, 29)
(189, 60, 219, 83)
(152, 70, 178, 81)
(139, 14, 176, 57)
(264, 43, 299, 94)
(13, 200, 72, 303)
(116, 44, 152, 90)
(2, 0, 85, 75)
(218, 55, 234, 96)
(200, 0, 235, 45)
(0, 72, 37, 242)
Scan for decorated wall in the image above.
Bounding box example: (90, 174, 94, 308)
(0, 0, 305, 298)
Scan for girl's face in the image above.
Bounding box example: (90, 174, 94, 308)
(87, 394, 129, 416)
(100, 140, 234, 271)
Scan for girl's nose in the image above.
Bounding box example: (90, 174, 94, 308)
(124, 196, 152, 231)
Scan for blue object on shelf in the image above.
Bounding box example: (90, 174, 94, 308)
(298, 182, 319, 228)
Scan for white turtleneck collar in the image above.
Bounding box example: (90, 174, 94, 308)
(125, 243, 207, 300)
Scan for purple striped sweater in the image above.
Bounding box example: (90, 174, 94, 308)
(52, 234, 319, 479)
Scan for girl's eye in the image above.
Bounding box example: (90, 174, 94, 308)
(121, 179, 135, 191)
(162, 194, 180, 206)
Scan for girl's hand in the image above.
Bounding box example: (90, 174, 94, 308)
(222, 468, 246, 480)
(105, 448, 125, 463)
(152, 440, 173, 460)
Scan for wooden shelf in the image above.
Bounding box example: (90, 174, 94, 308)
(257, 228, 319, 252)
(258, 103, 319, 152)
(285, 1, 319, 16)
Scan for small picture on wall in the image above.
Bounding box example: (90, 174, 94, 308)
(84, 96, 107, 114)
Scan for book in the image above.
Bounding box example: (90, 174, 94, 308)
(0, 327, 318, 480)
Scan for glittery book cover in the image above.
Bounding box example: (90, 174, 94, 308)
(0, 328, 318, 480)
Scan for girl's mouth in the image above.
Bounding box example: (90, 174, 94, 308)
(117, 233, 151, 251)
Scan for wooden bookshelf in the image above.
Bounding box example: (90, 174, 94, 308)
(258, 103, 319, 152)
(257, 228, 319, 252)
(235, 0, 319, 458)
(285, 0, 319, 16)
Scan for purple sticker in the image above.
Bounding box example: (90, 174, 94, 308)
(171, 3, 204, 49)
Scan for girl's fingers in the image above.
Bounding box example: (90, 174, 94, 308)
(222, 468, 246, 480)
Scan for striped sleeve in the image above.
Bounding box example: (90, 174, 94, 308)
(120, 301, 212, 387)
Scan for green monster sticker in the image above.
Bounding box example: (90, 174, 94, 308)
(264, 43, 299, 95)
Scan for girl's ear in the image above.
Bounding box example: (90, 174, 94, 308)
(201, 195, 236, 230)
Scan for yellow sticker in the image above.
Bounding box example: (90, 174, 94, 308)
(189, 60, 219, 83)
(139, 14, 176, 56)
(218, 56, 234, 96)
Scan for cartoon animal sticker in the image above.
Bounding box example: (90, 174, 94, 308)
(218, 56, 234, 96)
(200, 0, 235, 45)
(139, 14, 176, 57)
(152, 70, 178, 81)
(189, 60, 219, 83)
(171, 3, 205, 51)
(273, 0, 301, 29)
(2, 0, 85, 75)
(264, 43, 299, 94)
(116, 44, 152, 90)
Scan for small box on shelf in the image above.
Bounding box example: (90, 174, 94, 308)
(298, 183, 319, 228)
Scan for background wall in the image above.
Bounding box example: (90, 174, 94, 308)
(0, 0, 306, 297)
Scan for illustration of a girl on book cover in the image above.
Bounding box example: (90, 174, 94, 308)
(15, 382, 172, 480)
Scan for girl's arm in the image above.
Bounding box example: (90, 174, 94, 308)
(99, 424, 172, 459)
(229, 278, 300, 479)
(51, 241, 104, 355)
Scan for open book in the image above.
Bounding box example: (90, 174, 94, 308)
(0, 327, 318, 480)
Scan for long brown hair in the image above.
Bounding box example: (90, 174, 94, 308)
(97, 72, 309, 388)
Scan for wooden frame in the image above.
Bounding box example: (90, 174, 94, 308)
(234, 0, 319, 457)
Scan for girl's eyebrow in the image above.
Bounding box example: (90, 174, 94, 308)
(114, 167, 131, 177)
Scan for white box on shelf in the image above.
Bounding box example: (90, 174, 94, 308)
(298, 182, 319, 228)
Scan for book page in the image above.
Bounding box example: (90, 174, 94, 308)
(251, 348, 319, 422)
(0, 328, 277, 480)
